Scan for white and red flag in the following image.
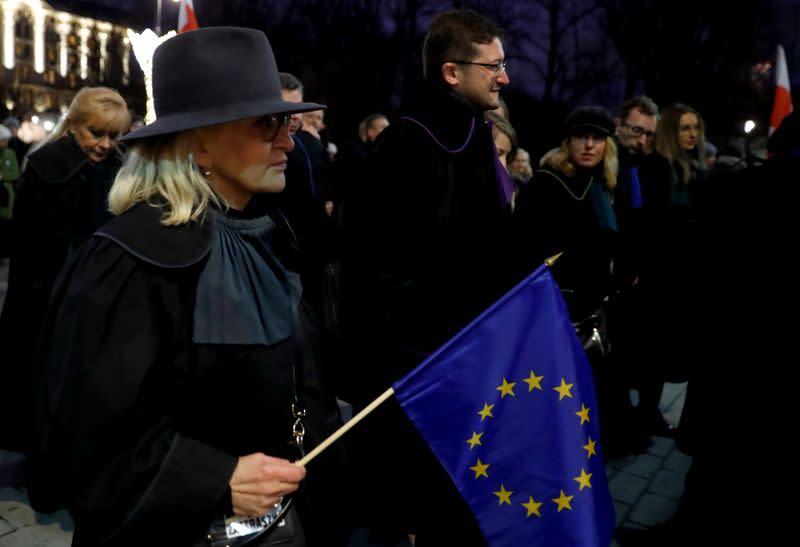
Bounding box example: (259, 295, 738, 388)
(178, 0, 199, 33)
(769, 44, 793, 135)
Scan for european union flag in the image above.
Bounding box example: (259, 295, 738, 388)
(392, 265, 615, 546)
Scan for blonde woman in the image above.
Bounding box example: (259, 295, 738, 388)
(29, 28, 348, 547)
(513, 105, 628, 460)
(486, 110, 520, 209)
(0, 86, 129, 453)
(513, 106, 619, 322)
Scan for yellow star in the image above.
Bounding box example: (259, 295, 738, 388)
(574, 468, 593, 491)
(470, 458, 490, 479)
(576, 404, 590, 425)
(494, 484, 513, 506)
(521, 495, 543, 517)
(552, 490, 574, 512)
(496, 377, 516, 398)
(553, 378, 574, 400)
(466, 431, 484, 450)
(583, 437, 597, 459)
(478, 402, 495, 421)
(523, 370, 544, 391)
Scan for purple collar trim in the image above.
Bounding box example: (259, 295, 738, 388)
(399, 116, 476, 154)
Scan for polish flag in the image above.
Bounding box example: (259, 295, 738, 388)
(769, 44, 793, 135)
(178, 0, 199, 33)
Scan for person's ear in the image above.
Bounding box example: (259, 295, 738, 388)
(615, 117, 624, 136)
(190, 128, 214, 174)
(442, 62, 459, 86)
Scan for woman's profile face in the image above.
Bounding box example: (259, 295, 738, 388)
(678, 112, 701, 151)
(72, 116, 121, 163)
(568, 133, 606, 170)
(198, 114, 295, 209)
(493, 130, 512, 169)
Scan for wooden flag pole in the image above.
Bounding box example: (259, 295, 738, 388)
(295, 387, 395, 467)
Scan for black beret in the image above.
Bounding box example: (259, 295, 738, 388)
(562, 106, 615, 139)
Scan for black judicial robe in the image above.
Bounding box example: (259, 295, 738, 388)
(29, 203, 348, 547)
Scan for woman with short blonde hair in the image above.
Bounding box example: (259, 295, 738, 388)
(44, 86, 131, 146)
(513, 106, 619, 322)
(543, 135, 618, 190)
(0, 86, 129, 453)
(30, 27, 349, 547)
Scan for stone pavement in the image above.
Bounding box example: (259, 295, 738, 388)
(608, 382, 689, 546)
(0, 382, 688, 546)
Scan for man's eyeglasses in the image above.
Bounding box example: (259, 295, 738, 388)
(451, 60, 508, 74)
(622, 123, 656, 139)
(257, 113, 292, 142)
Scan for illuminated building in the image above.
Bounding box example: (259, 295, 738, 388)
(0, 0, 142, 116)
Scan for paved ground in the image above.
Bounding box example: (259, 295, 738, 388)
(608, 382, 688, 544)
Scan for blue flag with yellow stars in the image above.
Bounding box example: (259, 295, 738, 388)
(392, 265, 615, 546)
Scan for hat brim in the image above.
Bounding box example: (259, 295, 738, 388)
(567, 123, 613, 137)
(121, 98, 325, 142)
(567, 123, 613, 138)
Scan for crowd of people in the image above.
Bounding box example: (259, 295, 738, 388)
(0, 8, 794, 547)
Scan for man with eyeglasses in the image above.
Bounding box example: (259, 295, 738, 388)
(612, 96, 678, 449)
(343, 8, 515, 547)
(248, 72, 336, 324)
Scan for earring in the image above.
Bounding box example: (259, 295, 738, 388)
(189, 153, 211, 176)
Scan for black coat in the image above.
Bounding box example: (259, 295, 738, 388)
(246, 131, 335, 318)
(513, 164, 617, 321)
(342, 85, 515, 544)
(0, 135, 122, 451)
(344, 86, 515, 394)
(28, 204, 348, 547)
(613, 147, 673, 290)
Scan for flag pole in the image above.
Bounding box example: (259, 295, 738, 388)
(295, 254, 563, 468)
(295, 387, 395, 467)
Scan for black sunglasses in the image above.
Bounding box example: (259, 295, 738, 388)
(257, 113, 292, 141)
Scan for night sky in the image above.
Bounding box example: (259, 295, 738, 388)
(57, 1, 800, 90)
(45, 0, 800, 147)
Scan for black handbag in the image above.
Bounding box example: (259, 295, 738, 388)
(205, 498, 306, 547)
(206, 354, 309, 547)
(572, 308, 609, 360)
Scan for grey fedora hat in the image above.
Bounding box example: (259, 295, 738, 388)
(121, 27, 324, 142)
